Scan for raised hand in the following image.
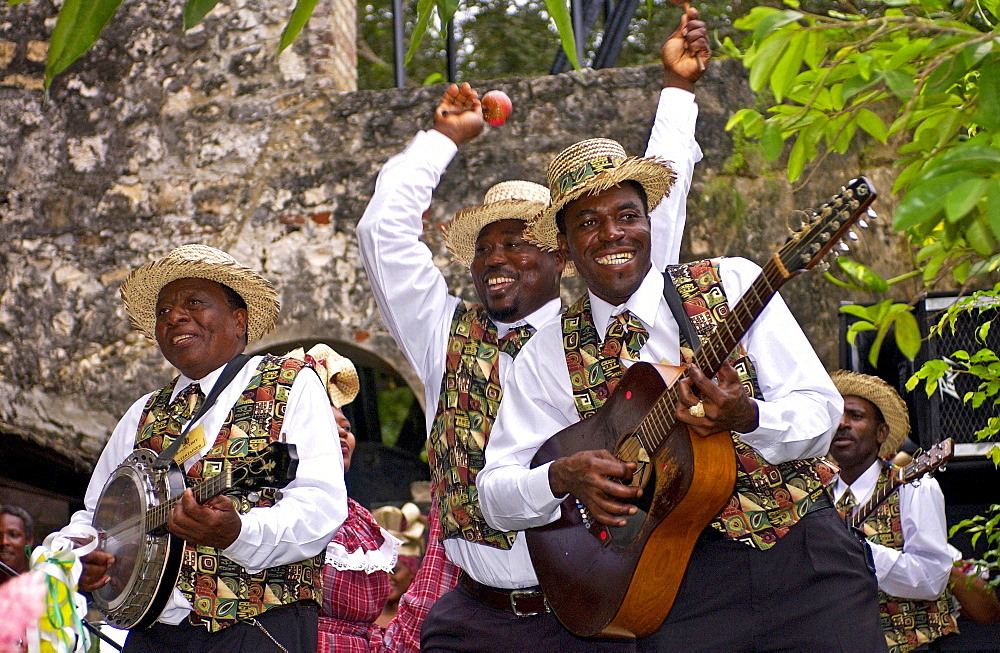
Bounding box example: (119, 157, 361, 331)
(433, 82, 485, 146)
(662, 6, 710, 90)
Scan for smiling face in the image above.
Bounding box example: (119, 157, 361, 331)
(155, 278, 248, 380)
(829, 395, 889, 480)
(0, 513, 31, 576)
(470, 219, 564, 323)
(558, 184, 652, 306)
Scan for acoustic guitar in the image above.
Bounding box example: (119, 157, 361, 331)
(850, 438, 954, 529)
(90, 441, 298, 629)
(526, 177, 877, 639)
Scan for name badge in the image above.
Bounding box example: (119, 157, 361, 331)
(173, 425, 207, 465)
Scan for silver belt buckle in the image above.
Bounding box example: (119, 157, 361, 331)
(509, 589, 549, 617)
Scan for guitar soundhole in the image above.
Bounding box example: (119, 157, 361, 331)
(594, 432, 655, 546)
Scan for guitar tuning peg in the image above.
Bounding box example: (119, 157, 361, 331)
(857, 219, 868, 229)
(838, 242, 850, 252)
(847, 231, 859, 241)
(815, 259, 831, 272)
(866, 208, 877, 220)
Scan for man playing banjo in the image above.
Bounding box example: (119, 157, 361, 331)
(61, 245, 347, 651)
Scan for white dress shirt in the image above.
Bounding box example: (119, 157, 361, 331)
(356, 87, 701, 589)
(64, 355, 348, 624)
(832, 461, 952, 600)
(479, 259, 843, 543)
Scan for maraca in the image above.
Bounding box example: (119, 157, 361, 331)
(482, 90, 512, 126)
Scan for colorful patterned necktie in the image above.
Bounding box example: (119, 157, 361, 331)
(499, 324, 535, 359)
(835, 488, 858, 519)
(602, 310, 649, 362)
(167, 383, 205, 437)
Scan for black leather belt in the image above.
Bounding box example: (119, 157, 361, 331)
(459, 573, 551, 617)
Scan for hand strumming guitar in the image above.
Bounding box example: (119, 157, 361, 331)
(167, 489, 242, 550)
(76, 538, 114, 592)
(433, 82, 485, 146)
(674, 361, 759, 437)
(549, 451, 642, 528)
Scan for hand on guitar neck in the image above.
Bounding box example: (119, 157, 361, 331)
(673, 362, 759, 437)
(167, 489, 242, 550)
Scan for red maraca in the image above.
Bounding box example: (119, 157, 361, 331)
(482, 90, 512, 126)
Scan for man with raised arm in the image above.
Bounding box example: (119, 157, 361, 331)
(355, 9, 708, 649)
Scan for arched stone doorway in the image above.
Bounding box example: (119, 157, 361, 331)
(256, 339, 429, 510)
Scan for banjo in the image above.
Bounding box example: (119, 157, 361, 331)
(90, 440, 298, 629)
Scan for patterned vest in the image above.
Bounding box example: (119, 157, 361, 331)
(135, 355, 324, 632)
(861, 465, 959, 652)
(561, 259, 835, 550)
(427, 301, 518, 550)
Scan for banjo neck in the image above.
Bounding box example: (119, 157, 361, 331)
(145, 467, 234, 532)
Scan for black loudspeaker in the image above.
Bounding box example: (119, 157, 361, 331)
(839, 292, 1000, 458)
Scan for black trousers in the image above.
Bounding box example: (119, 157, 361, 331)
(637, 505, 886, 652)
(421, 580, 636, 652)
(122, 601, 318, 653)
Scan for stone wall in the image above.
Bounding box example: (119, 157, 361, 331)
(0, 0, 917, 470)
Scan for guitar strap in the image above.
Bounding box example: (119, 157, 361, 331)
(661, 270, 701, 350)
(153, 353, 251, 470)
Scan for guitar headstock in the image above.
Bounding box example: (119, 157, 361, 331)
(231, 442, 299, 492)
(777, 177, 877, 275)
(902, 438, 954, 482)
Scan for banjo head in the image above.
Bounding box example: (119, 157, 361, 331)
(91, 448, 183, 629)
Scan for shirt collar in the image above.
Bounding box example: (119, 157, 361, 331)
(588, 265, 662, 339)
(833, 459, 882, 502)
(493, 297, 562, 338)
(171, 359, 236, 401)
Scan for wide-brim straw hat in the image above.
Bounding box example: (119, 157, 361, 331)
(444, 180, 551, 267)
(831, 370, 910, 458)
(372, 503, 427, 558)
(285, 343, 360, 408)
(120, 244, 279, 343)
(527, 138, 676, 260)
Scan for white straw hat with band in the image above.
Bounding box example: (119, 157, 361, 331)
(830, 370, 911, 458)
(120, 244, 279, 343)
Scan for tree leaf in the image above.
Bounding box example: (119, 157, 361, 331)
(748, 30, 793, 92)
(894, 171, 975, 230)
(965, 214, 997, 258)
(787, 134, 807, 182)
(405, 0, 437, 66)
(884, 69, 916, 98)
(761, 121, 784, 161)
(988, 179, 1000, 241)
(856, 108, 888, 143)
(770, 30, 808, 102)
(183, 0, 220, 30)
(544, 0, 579, 71)
(893, 309, 922, 361)
(753, 9, 803, 43)
(945, 177, 988, 223)
(45, 0, 125, 89)
(836, 258, 889, 292)
(278, 0, 319, 53)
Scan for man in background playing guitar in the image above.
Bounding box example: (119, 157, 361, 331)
(60, 245, 347, 651)
(829, 370, 958, 652)
(478, 145, 885, 647)
(356, 8, 707, 649)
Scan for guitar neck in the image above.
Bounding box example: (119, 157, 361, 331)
(145, 468, 233, 532)
(642, 258, 787, 452)
(850, 473, 902, 528)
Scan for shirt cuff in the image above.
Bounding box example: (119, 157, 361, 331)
(527, 462, 566, 520)
(735, 399, 785, 463)
(408, 129, 459, 170)
(223, 516, 264, 573)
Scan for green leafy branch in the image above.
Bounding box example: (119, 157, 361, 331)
(33, 0, 321, 90)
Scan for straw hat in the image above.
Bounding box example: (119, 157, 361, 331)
(285, 343, 360, 408)
(527, 138, 676, 257)
(372, 503, 427, 559)
(120, 245, 279, 343)
(831, 370, 910, 458)
(444, 180, 551, 267)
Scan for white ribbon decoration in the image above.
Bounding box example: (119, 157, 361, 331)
(26, 527, 97, 653)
